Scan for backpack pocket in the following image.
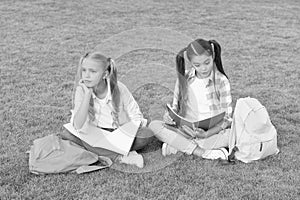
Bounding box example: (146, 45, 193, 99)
(235, 134, 279, 163)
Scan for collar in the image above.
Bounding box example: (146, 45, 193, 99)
(91, 81, 112, 103)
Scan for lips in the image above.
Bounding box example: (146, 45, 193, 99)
(200, 71, 209, 75)
(197, 71, 211, 78)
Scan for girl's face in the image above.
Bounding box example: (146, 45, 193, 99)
(190, 54, 214, 78)
(81, 58, 107, 88)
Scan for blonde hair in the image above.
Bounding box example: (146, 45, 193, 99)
(73, 52, 120, 125)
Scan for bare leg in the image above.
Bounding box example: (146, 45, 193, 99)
(59, 130, 83, 146)
(131, 127, 155, 151)
(59, 130, 119, 160)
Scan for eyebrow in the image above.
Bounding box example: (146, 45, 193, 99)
(81, 65, 98, 70)
(193, 58, 211, 64)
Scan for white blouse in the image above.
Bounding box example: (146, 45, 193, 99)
(185, 76, 212, 122)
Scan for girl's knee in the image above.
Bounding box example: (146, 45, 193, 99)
(148, 120, 165, 134)
(131, 136, 153, 151)
(137, 127, 154, 138)
(59, 131, 82, 144)
(132, 127, 154, 150)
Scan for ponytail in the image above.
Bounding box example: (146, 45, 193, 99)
(107, 58, 120, 126)
(88, 97, 95, 121)
(209, 40, 228, 79)
(176, 47, 188, 116)
(72, 53, 88, 107)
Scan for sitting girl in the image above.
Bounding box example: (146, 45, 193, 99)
(149, 39, 232, 160)
(61, 52, 154, 168)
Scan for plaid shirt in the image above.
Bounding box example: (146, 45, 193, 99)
(172, 69, 233, 129)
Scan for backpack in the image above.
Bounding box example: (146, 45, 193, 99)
(28, 134, 112, 174)
(228, 97, 280, 163)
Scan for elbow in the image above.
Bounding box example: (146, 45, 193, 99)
(73, 118, 84, 130)
(73, 122, 83, 131)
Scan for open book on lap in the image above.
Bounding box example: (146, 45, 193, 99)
(63, 121, 141, 156)
(166, 104, 225, 131)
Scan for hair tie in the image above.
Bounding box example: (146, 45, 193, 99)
(84, 52, 89, 58)
(80, 52, 90, 65)
(190, 43, 200, 56)
(210, 42, 215, 59)
(109, 58, 116, 76)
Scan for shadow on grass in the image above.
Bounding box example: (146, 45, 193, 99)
(110, 83, 184, 173)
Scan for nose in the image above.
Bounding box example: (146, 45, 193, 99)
(202, 66, 208, 71)
(198, 64, 208, 71)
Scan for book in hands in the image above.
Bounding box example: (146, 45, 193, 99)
(63, 121, 141, 156)
(166, 104, 225, 131)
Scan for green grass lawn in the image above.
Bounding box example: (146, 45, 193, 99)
(1, 0, 300, 199)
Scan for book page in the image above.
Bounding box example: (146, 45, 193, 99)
(96, 121, 140, 156)
(166, 104, 225, 130)
(63, 123, 109, 146)
(63, 121, 141, 156)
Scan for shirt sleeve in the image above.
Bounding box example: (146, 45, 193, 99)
(70, 86, 86, 126)
(219, 77, 233, 129)
(171, 79, 180, 112)
(119, 83, 147, 127)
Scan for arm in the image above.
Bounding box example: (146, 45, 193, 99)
(205, 77, 233, 137)
(162, 79, 180, 125)
(171, 79, 180, 112)
(218, 77, 233, 128)
(183, 77, 233, 139)
(119, 83, 147, 126)
(182, 120, 227, 139)
(72, 84, 93, 130)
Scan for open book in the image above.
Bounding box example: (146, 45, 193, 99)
(63, 121, 141, 156)
(166, 104, 225, 131)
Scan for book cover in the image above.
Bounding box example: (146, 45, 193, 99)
(166, 104, 225, 131)
(63, 121, 141, 156)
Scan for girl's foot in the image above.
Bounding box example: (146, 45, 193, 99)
(118, 151, 144, 168)
(162, 143, 178, 157)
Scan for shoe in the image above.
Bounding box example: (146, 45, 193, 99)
(202, 148, 228, 160)
(162, 143, 178, 157)
(118, 151, 144, 168)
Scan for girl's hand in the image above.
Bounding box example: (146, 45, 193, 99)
(163, 111, 175, 125)
(182, 125, 207, 139)
(78, 79, 92, 96)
